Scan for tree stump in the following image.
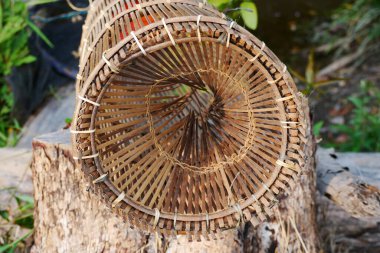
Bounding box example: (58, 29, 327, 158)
(31, 130, 240, 253)
(31, 96, 319, 253)
(31, 131, 146, 252)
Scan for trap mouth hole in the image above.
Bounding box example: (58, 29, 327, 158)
(163, 82, 219, 120)
(144, 69, 255, 171)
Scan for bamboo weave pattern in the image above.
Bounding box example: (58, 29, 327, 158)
(71, 0, 308, 239)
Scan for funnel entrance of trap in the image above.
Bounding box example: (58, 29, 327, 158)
(96, 58, 257, 174)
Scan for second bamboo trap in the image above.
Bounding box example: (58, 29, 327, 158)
(72, 0, 308, 238)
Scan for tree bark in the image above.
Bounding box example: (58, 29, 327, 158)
(316, 148, 380, 218)
(31, 97, 319, 253)
(317, 194, 380, 253)
(31, 131, 147, 253)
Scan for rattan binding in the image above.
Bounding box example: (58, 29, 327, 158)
(72, 0, 308, 240)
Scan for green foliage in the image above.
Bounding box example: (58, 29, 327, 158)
(0, 210, 10, 221)
(314, 0, 380, 63)
(64, 117, 72, 129)
(0, 85, 20, 147)
(313, 120, 324, 137)
(0, 0, 54, 76)
(26, 19, 53, 48)
(0, 0, 54, 147)
(65, 117, 72, 124)
(0, 191, 34, 252)
(208, 0, 229, 8)
(328, 81, 380, 152)
(0, 0, 35, 76)
(208, 0, 258, 30)
(240, 2, 258, 30)
(289, 50, 344, 95)
(0, 230, 33, 253)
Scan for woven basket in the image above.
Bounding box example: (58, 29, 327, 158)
(71, 0, 308, 239)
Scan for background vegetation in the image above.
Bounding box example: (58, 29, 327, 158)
(0, 0, 53, 147)
(310, 0, 380, 151)
(1, 0, 53, 250)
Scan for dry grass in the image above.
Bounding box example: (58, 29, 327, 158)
(275, 209, 312, 253)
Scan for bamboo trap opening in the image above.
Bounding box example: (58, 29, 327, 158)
(71, 0, 308, 239)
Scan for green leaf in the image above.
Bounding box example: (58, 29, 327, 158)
(12, 0, 27, 16)
(305, 50, 315, 84)
(26, 19, 53, 48)
(14, 55, 36, 66)
(312, 79, 344, 88)
(332, 124, 351, 133)
(18, 202, 34, 213)
(15, 194, 34, 205)
(0, 1, 3, 30)
(348, 97, 363, 108)
(0, 230, 33, 253)
(0, 16, 26, 44)
(65, 118, 72, 124)
(8, 31, 29, 57)
(0, 133, 8, 143)
(14, 213, 34, 229)
(0, 209, 10, 221)
(240, 2, 258, 30)
(0, 106, 11, 115)
(208, 0, 229, 9)
(313, 121, 324, 137)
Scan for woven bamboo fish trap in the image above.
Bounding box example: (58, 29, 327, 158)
(71, 0, 308, 239)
